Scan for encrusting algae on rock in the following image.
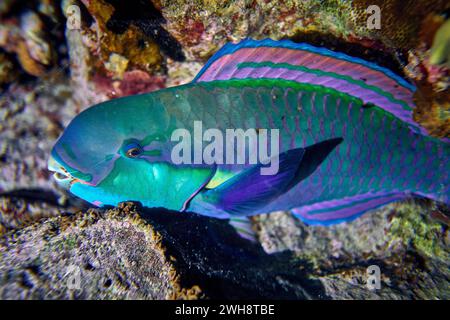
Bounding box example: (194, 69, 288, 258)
(76, 0, 163, 74)
(0, 203, 204, 299)
(388, 202, 448, 261)
(430, 18, 450, 68)
(413, 84, 449, 138)
(254, 200, 450, 299)
(0, 202, 326, 299)
(61, 0, 170, 101)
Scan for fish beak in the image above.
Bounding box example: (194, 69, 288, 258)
(47, 155, 61, 174)
(48, 155, 95, 189)
(48, 155, 76, 189)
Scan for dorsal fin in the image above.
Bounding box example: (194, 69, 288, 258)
(194, 39, 427, 136)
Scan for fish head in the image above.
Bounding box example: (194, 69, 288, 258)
(48, 94, 210, 210)
(48, 101, 123, 190)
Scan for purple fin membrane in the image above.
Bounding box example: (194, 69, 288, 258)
(203, 148, 305, 215)
(291, 192, 410, 225)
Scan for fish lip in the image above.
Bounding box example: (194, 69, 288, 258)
(47, 154, 61, 173)
(48, 155, 94, 187)
(48, 165, 76, 187)
(49, 168, 92, 188)
(48, 157, 70, 182)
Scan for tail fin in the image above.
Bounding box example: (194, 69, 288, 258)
(194, 38, 428, 136)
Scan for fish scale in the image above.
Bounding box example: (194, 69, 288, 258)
(158, 80, 446, 208)
(158, 77, 449, 218)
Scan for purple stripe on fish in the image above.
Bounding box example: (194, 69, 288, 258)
(292, 192, 408, 223)
(222, 66, 417, 130)
(197, 47, 414, 100)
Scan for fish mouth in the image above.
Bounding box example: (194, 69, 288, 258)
(48, 155, 92, 188)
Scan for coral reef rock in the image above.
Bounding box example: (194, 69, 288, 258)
(0, 203, 322, 299)
(254, 200, 450, 299)
(1, 201, 448, 299)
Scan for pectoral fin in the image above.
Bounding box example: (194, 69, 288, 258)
(200, 148, 305, 215)
(191, 138, 343, 216)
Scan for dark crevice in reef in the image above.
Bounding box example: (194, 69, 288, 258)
(104, 0, 186, 61)
(76, 0, 95, 28)
(0, 188, 63, 206)
(0, 188, 90, 209)
(0, 49, 26, 90)
(0, 0, 36, 18)
(138, 205, 328, 299)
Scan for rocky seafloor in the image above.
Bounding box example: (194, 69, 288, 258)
(0, 0, 449, 299)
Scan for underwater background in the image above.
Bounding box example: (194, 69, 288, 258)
(0, 0, 449, 299)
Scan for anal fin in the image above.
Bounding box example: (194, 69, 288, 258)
(292, 192, 410, 225)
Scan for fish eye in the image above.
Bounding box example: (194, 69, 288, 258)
(124, 143, 143, 158)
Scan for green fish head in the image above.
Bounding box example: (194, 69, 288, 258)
(48, 94, 213, 210)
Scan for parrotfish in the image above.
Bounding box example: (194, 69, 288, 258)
(48, 39, 449, 236)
